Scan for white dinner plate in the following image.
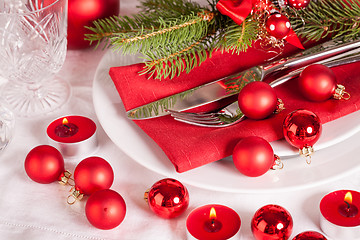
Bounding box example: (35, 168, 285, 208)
(93, 50, 360, 193)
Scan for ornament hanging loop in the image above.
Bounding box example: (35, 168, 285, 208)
(274, 98, 285, 114)
(333, 84, 350, 100)
(67, 187, 84, 205)
(58, 170, 74, 186)
(299, 146, 313, 164)
(271, 154, 284, 170)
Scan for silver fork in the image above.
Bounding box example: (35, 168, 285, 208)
(168, 52, 360, 127)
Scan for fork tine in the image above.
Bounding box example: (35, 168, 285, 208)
(172, 117, 223, 126)
(166, 109, 215, 118)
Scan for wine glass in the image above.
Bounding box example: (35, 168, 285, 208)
(0, 0, 70, 117)
(0, 102, 14, 153)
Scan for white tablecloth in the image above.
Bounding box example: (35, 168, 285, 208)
(0, 1, 359, 239)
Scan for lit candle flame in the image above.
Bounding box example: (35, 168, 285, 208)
(62, 118, 69, 125)
(344, 192, 353, 204)
(209, 207, 217, 219)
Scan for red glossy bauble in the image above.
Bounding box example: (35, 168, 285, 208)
(238, 81, 278, 120)
(292, 231, 327, 240)
(85, 189, 126, 230)
(298, 64, 337, 102)
(251, 204, 293, 240)
(283, 109, 322, 154)
(232, 136, 275, 177)
(24, 145, 65, 184)
(74, 156, 114, 195)
(266, 13, 291, 39)
(68, 0, 120, 49)
(145, 178, 189, 219)
(287, 0, 311, 9)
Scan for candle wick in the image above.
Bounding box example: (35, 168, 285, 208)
(211, 218, 215, 226)
(344, 200, 351, 209)
(63, 124, 70, 129)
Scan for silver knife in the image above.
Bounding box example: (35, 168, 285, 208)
(127, 39, 360, 120)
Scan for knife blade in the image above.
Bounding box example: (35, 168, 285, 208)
(127, 39, 360, 120)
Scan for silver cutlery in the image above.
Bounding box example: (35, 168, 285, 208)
(169, 53, 360, 127)
(127, 39, 360, 120)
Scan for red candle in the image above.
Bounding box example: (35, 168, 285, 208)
(320, 190, 360, 239)
(47, 116, 96, 143)
(186, 204, 241, 240)
(47, 116, 97, 158)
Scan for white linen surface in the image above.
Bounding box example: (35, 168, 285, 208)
(0, 1, 359, 239)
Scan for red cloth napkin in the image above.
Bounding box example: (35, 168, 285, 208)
(109, 44, 360, 173)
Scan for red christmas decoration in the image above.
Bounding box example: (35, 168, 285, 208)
(298, 64, 350, 102)
(287, 0, 311, 9)
(68, 0, 120, 49)
(238, 81, 278, 120)
(292, 231, 327, 240)
(24, 145, 65, 184)
(85, 189, 126, 230)
(252, 204, 293, 240)
(144, 178, 189, 219)
(283, 109, 322, 159)
(266, 13, 291, 39)
(74, 156, 114, 195)
(233, 136, 282, 177)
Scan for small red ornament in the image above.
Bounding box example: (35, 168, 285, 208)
(74, 156, 114, 195)
(68, 0, 120, 49)
(24, 145, 65, 184)
(266, 13, 291, 39)
(144, 178, 189, 219)
(233, 136, 282, 177)
(298, 64, 350, 102)
(85, 189, 126, 230)
(292, 231, 327, 240)
(238, 81, 278, 120)
(287, 0, 311, 9)
(283, 109, 322, 159)
(251, 204, 293, 240)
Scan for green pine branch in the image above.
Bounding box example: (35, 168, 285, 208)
(215, 18, 259, 54)
(288, 0, 360, 41)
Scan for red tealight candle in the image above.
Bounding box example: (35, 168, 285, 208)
(186, 204, 241, 240)
(320, 190, 360, 240)
(47, 116, 97, 158)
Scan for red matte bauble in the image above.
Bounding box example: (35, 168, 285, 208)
(266, 13, 291, 39)
(287, 0, 310, 9)
(74, 156, 114, 195)
(298, 64, 337, 102)
(238, 81, 278, 120)
(292, 231, 327, 240)
(251, 204, 293, 240)
(232, 136, 275, 177)
(68, 0, 119, 49)
(85, 189, 126, 230)
(24, 145, 65, 184)
(283, 109, 322, 150)
(146, 178, 189, 219)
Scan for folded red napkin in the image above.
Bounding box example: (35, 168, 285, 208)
(109, 44, 360, 173)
